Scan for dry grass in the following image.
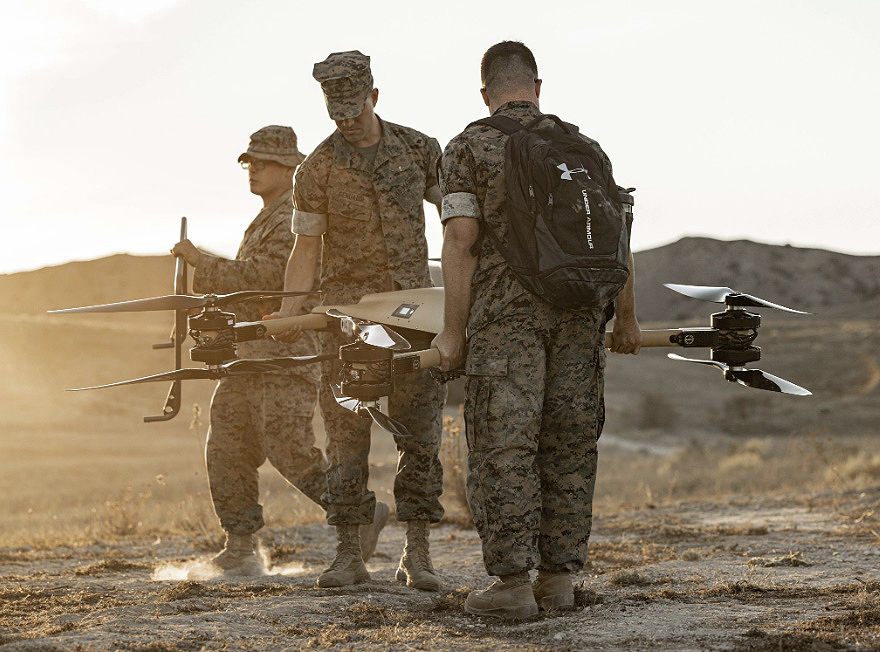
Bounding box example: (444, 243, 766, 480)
(5, 423, 880, 550)
(439, 412, 472, 527)
(594, 432, 880, 515)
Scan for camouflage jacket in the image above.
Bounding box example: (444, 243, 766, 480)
(292, 116, 442, 305)
(439, 101, 618, 333)
(193, 189, 320, 383)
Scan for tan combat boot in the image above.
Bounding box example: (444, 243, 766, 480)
(359, 501, 390, 562)
(532, 570, 575, 609)
(210, 533, 263, 577)
(317, 525, 370, 587)
(395, 521, 441, 592)
(464, 572, 539, 619)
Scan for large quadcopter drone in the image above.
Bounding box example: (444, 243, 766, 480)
(51, 219, 811, 436)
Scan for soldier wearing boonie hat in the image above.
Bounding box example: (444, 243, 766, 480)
(237, 125, 306, 167)
(171, 126, 386, 577)
(269, 50, 446, 593)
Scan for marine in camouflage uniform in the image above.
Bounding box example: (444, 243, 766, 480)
(171, 126, 326, 574)
(433, 41, 640, 617)
(275, 51, 445, 590)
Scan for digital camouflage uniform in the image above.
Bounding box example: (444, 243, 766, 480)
(195, 127, 325, 536)
(293, 100, 445, 528)
(440, 101, 613, 577)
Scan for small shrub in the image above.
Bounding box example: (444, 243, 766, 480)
(439, 413, 472, 527)
(99, 487, 150, 536)
(609, 569, 653, 587)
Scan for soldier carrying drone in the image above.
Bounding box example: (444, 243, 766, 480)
(166, 126, 387, 576)
(268, 51, 448, 592)
(51, 43, 811, 619)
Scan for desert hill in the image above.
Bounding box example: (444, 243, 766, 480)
(0, 254, 177, 318)
(632, 237, 880, 323)
(3, 238, 878, 324)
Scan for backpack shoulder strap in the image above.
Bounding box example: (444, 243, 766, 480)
(460, 115, 524, 258)
(466, 115, 525, 135)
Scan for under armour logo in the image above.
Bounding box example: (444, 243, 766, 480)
(557, 163, 589, 181)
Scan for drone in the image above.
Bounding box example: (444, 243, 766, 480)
(50, 218, 811, 436)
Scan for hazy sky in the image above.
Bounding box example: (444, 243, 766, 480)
(1, 0, 878, 275)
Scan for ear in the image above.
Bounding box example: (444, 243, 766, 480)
(370, 87, 379, 109)
(480, 87, 490, 108)
(535, 79, 542, 99)
(285, 166, 295, 180)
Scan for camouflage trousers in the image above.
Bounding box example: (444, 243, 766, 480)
(319, 329, 446, 525)
(206, 372, 326, 535)
(464, 304, 606, 577)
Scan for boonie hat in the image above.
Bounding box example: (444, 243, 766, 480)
(237, 125, 306, 167)
(312, 50, 373, 120)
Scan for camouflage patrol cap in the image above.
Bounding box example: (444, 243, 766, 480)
(237, 125, 306, 168)
(312, 50, 374, 120)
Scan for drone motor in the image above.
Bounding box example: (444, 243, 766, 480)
(710, 306, 761, 367)
(188, 305, 238, 365)
(339, 340, 394, 401)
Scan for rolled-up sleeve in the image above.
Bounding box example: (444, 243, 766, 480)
(440, 192, 480, 222)
(439, 136, 480, 223)
(292, 209, 328, 235)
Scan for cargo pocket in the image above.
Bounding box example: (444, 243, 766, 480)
(464, 355, 508, 452)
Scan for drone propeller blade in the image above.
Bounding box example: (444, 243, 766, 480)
(667, 353, 726, 371)
(362, 405, 412, 438)
(223, 354, 334, 375)
(734, 293, 810, 314)
(50, 291, 319, 315)
(213, 290, 318, 306)
(331, 384, 362, 413)
(330, 384, 412, 437)
(325, 308, 411, 350)
(69, 354, 333, 391)
(728, 369, 812, 396)
(68, 367, 218, 390)
(357, 324, 411, 351)
(667, 354, 811, 396)
(664, 284, 735, 303)
(663, 284, 809, 314)
(50, 294, 208, 314)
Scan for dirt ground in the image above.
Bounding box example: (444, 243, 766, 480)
(2, 251, 878, 650)
(1, 486, 879, 652)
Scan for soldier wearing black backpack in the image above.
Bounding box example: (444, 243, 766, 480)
(433, 41, 641, 619)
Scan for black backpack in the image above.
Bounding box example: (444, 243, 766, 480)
(470, 113, 632, 311)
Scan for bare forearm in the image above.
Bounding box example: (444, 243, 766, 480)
(609, 252, 641, 354)
(432, 218, 479, 371)
(441, 227, 478, 335)
(280, 234, 321, 314)
(615, 253, 637, 320)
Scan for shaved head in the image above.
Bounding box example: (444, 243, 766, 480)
(480, 41, 539, 97)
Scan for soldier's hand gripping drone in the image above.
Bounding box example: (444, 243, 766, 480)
(50, 220, 811, 435)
